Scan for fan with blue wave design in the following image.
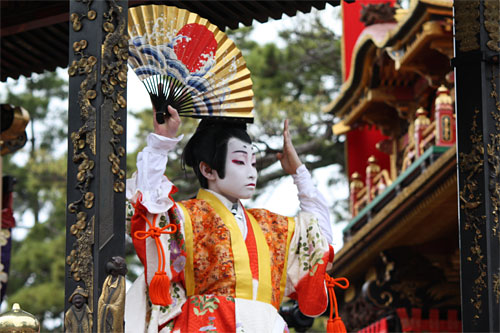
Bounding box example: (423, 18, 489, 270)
(128, 5, 254, 124)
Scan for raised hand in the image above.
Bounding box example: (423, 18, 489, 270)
(153, 105, 181, 138)
(276, 119, 303, 175)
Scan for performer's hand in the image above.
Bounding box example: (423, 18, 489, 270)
(277, 119, 303, 175)
(153, 105, 181, 138)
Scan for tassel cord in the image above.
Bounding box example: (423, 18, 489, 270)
(132, 203, 177, 274)
(325, 274, 349, 320)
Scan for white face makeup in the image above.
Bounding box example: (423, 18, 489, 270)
(209, 137, 258, 202)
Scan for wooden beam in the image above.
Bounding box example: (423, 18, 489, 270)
(33, 28, 68, 60)
(238, 1, 271, 24)
(0, 12, 68, 37)
(195, 1, 241, 29)
(0, 39, 33, 69)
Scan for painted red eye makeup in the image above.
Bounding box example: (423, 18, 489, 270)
(232, 160, 244, 165)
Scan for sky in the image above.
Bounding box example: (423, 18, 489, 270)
(1, 3, 348, 251)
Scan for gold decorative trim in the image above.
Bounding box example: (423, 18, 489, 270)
(454, 1, 480, 52)
(484, 0, 500, 52)
(421, 0, 453, 8)
(392, 170, 456, 244)
(101, 0, 127, 194)
(488, 57, 500, 310)
(494, 272, 500, 304)
(364, 252, 395, 307)
(66, 217, 95, 311)
(459, 109, 486, 321)
(332, 120, 351, 136)
(67, 0, 96, 316)
(398, 20, 449, 71)
(70, 4, 97, 32)
(489, 66, 500, 243)
(491, 66, 500, 113)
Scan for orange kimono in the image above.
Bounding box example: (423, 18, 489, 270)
(126, 188, 334, 332)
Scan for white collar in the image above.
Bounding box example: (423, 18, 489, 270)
(205, 189, 243, 215)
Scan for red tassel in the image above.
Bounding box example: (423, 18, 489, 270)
(327, 317, 347, 333)
(149, 271, 172, 306)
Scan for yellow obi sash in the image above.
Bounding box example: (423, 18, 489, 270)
(178, 189, 278, 304)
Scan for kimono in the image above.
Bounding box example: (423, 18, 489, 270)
(125, 133, 334, 333)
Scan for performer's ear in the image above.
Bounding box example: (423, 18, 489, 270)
(200, 161, 217, 180)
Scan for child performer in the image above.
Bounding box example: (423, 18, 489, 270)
(125, 106, 335, 332)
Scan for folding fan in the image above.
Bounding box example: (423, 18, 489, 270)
(128, 5, 254, 124)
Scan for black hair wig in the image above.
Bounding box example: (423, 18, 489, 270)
(182, 119, 252, 188)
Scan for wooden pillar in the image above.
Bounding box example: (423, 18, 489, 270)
(66, 0, 128, 331)
(454, 1, 500, 331)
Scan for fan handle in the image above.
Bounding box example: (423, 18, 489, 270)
(149, 86, 170, 124)
(155, 109, 169, 124)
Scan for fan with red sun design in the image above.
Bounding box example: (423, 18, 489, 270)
(128, 5, 254, 124)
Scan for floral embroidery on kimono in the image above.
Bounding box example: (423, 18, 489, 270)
(125, 186, 333, 333)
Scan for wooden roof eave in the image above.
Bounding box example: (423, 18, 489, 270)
(332, 88, 398, 135)
(324, 0, 453, 121)
(324, 33, 391, 121)
(1, 0, 344, 82)
(334, 20, 452, 136)
(393, 20, 453, 75)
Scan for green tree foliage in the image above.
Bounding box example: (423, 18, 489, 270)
(2, 70, 68, 330)
(4, 71, 68, 224)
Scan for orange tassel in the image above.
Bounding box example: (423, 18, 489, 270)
(149, 271, 172, 306)
(327, 317, 347, 333)
(325, 273, 349, 333)
(133, 207, 178, 307)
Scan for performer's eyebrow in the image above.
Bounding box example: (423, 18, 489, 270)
(232, 150, 248, 155)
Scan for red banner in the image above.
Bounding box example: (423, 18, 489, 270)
(341, 0, 396, 182)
